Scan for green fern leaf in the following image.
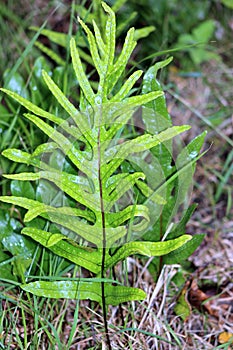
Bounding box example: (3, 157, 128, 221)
(22, 227, 102, 273)
(106, 235, 192, 269)
(21, 280, 146, 306)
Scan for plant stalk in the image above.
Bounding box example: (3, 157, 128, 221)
(98, 122, 112, 350)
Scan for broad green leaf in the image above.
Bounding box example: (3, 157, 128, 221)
(106, 235, 192, 269)
(1, 233, 33, 277)
(176, 131, 207, 170)
(166, 204, 197, 239)
(31, 56, 52, 80)
(0, 247, 17, 281)
(0, 210, 35, 280)
(145, 148, 208, 207)
(21, 280, 146, 305)
(190, 49, 220, 66)
(10, 180, 35, 200)
(163, 234, 205, 264)
(142, 60, 173, 201)
(163, 131, 207, 223)
(29, 56, 54, 107)
(176, 20, 219, 65)
(3, 70, 29, 99)
(192, 20, 215, 43)
(142, 58, 172, 134)
(174, 286, 191, 321)
(0, 103, 8, 116)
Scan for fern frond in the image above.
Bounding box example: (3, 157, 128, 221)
(0, 2, 199, 314)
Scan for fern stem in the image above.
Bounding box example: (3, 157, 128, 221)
(98, 122, 112, 350)
(112, 267, 125, 327)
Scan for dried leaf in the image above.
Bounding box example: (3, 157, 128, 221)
(189, 279, 216, 316)
(219, 332, 233, 344)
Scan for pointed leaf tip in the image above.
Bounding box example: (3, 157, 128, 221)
(101, 1, 113, 13)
